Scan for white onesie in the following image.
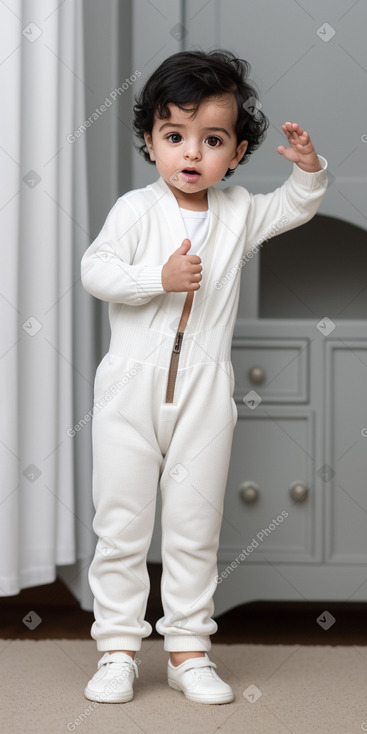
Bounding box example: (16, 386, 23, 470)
(81, 159, 328, 654)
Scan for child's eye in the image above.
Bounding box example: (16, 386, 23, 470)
(206, 136, 222, 147)
(167, 133, 182, 143)
(165, 133, 223, 147)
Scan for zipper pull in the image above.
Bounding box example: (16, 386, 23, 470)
(173, 331, 184, 354)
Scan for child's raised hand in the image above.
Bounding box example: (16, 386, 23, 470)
(277, 122, 322, 173)
(162, 238, 202, 293)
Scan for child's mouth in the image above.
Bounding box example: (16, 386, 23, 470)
(181, 169, 201, 182)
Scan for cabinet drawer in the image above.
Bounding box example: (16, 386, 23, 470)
(219, 407, 319, 563)
(231, 339, 309, 404)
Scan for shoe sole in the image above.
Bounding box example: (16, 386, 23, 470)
(84, 686, 133, 703)
(168, 679, 234, 704)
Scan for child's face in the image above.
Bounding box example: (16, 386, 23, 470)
(144, 93, 248, 208)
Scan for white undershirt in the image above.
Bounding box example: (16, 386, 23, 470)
(179, 207, 210, 255)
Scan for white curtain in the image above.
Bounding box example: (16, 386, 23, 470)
(0, 0, 96, 609)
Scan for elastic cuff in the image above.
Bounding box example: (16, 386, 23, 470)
(136, 265, 165, 297)
(96, 636, 142, 652)
(293, 154, 328, 186)
(164, 635, 211, 652)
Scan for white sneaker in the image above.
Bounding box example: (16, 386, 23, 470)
(84, 652, 139, 703)
(168, 653, 234, 704)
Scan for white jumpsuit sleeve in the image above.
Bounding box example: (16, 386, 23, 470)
(81, 196, 166, 305)
(244, 154, 328, 254)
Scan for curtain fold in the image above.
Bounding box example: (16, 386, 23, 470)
(0, 0, 95, 609)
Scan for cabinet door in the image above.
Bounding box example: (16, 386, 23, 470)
(325, 342, 367, 564)
(219, 407, 321, 563)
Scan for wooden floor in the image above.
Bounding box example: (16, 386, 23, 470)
(1, 564, 367, 645)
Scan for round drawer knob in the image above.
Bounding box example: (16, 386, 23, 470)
(248, 366, 266, 384)
(239, 482, 259, 504)
(289, 482, 309, 502)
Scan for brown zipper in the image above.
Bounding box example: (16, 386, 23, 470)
(165, 290, 194, 403)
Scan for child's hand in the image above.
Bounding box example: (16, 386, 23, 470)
(277, 122, 322, 173)
(162, 238, 202, 293)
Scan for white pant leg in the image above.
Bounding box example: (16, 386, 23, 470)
(88, 355, 163, 652)
(155, 362, 237, 652)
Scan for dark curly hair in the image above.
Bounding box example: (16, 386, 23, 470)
(132, 48, 269, 179)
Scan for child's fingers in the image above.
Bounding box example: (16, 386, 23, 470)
(282, 122, 305, 136)
(292, 124, 309, 143)
(282, 127, 298, 143)
(282, 121, 297, 132)
(288, 122, 304, 134)
(282, 122, 310, 145)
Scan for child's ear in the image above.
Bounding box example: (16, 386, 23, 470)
(237, 140, 248, 161)
(144, 132, 156, 162)
(229, 139, 248, 170)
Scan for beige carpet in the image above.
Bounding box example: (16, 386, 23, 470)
(1, 639, 367, 734)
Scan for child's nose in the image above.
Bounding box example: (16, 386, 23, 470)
(184, 141, 201, 160)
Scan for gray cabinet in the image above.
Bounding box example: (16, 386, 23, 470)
(213, 320, 367, 615)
